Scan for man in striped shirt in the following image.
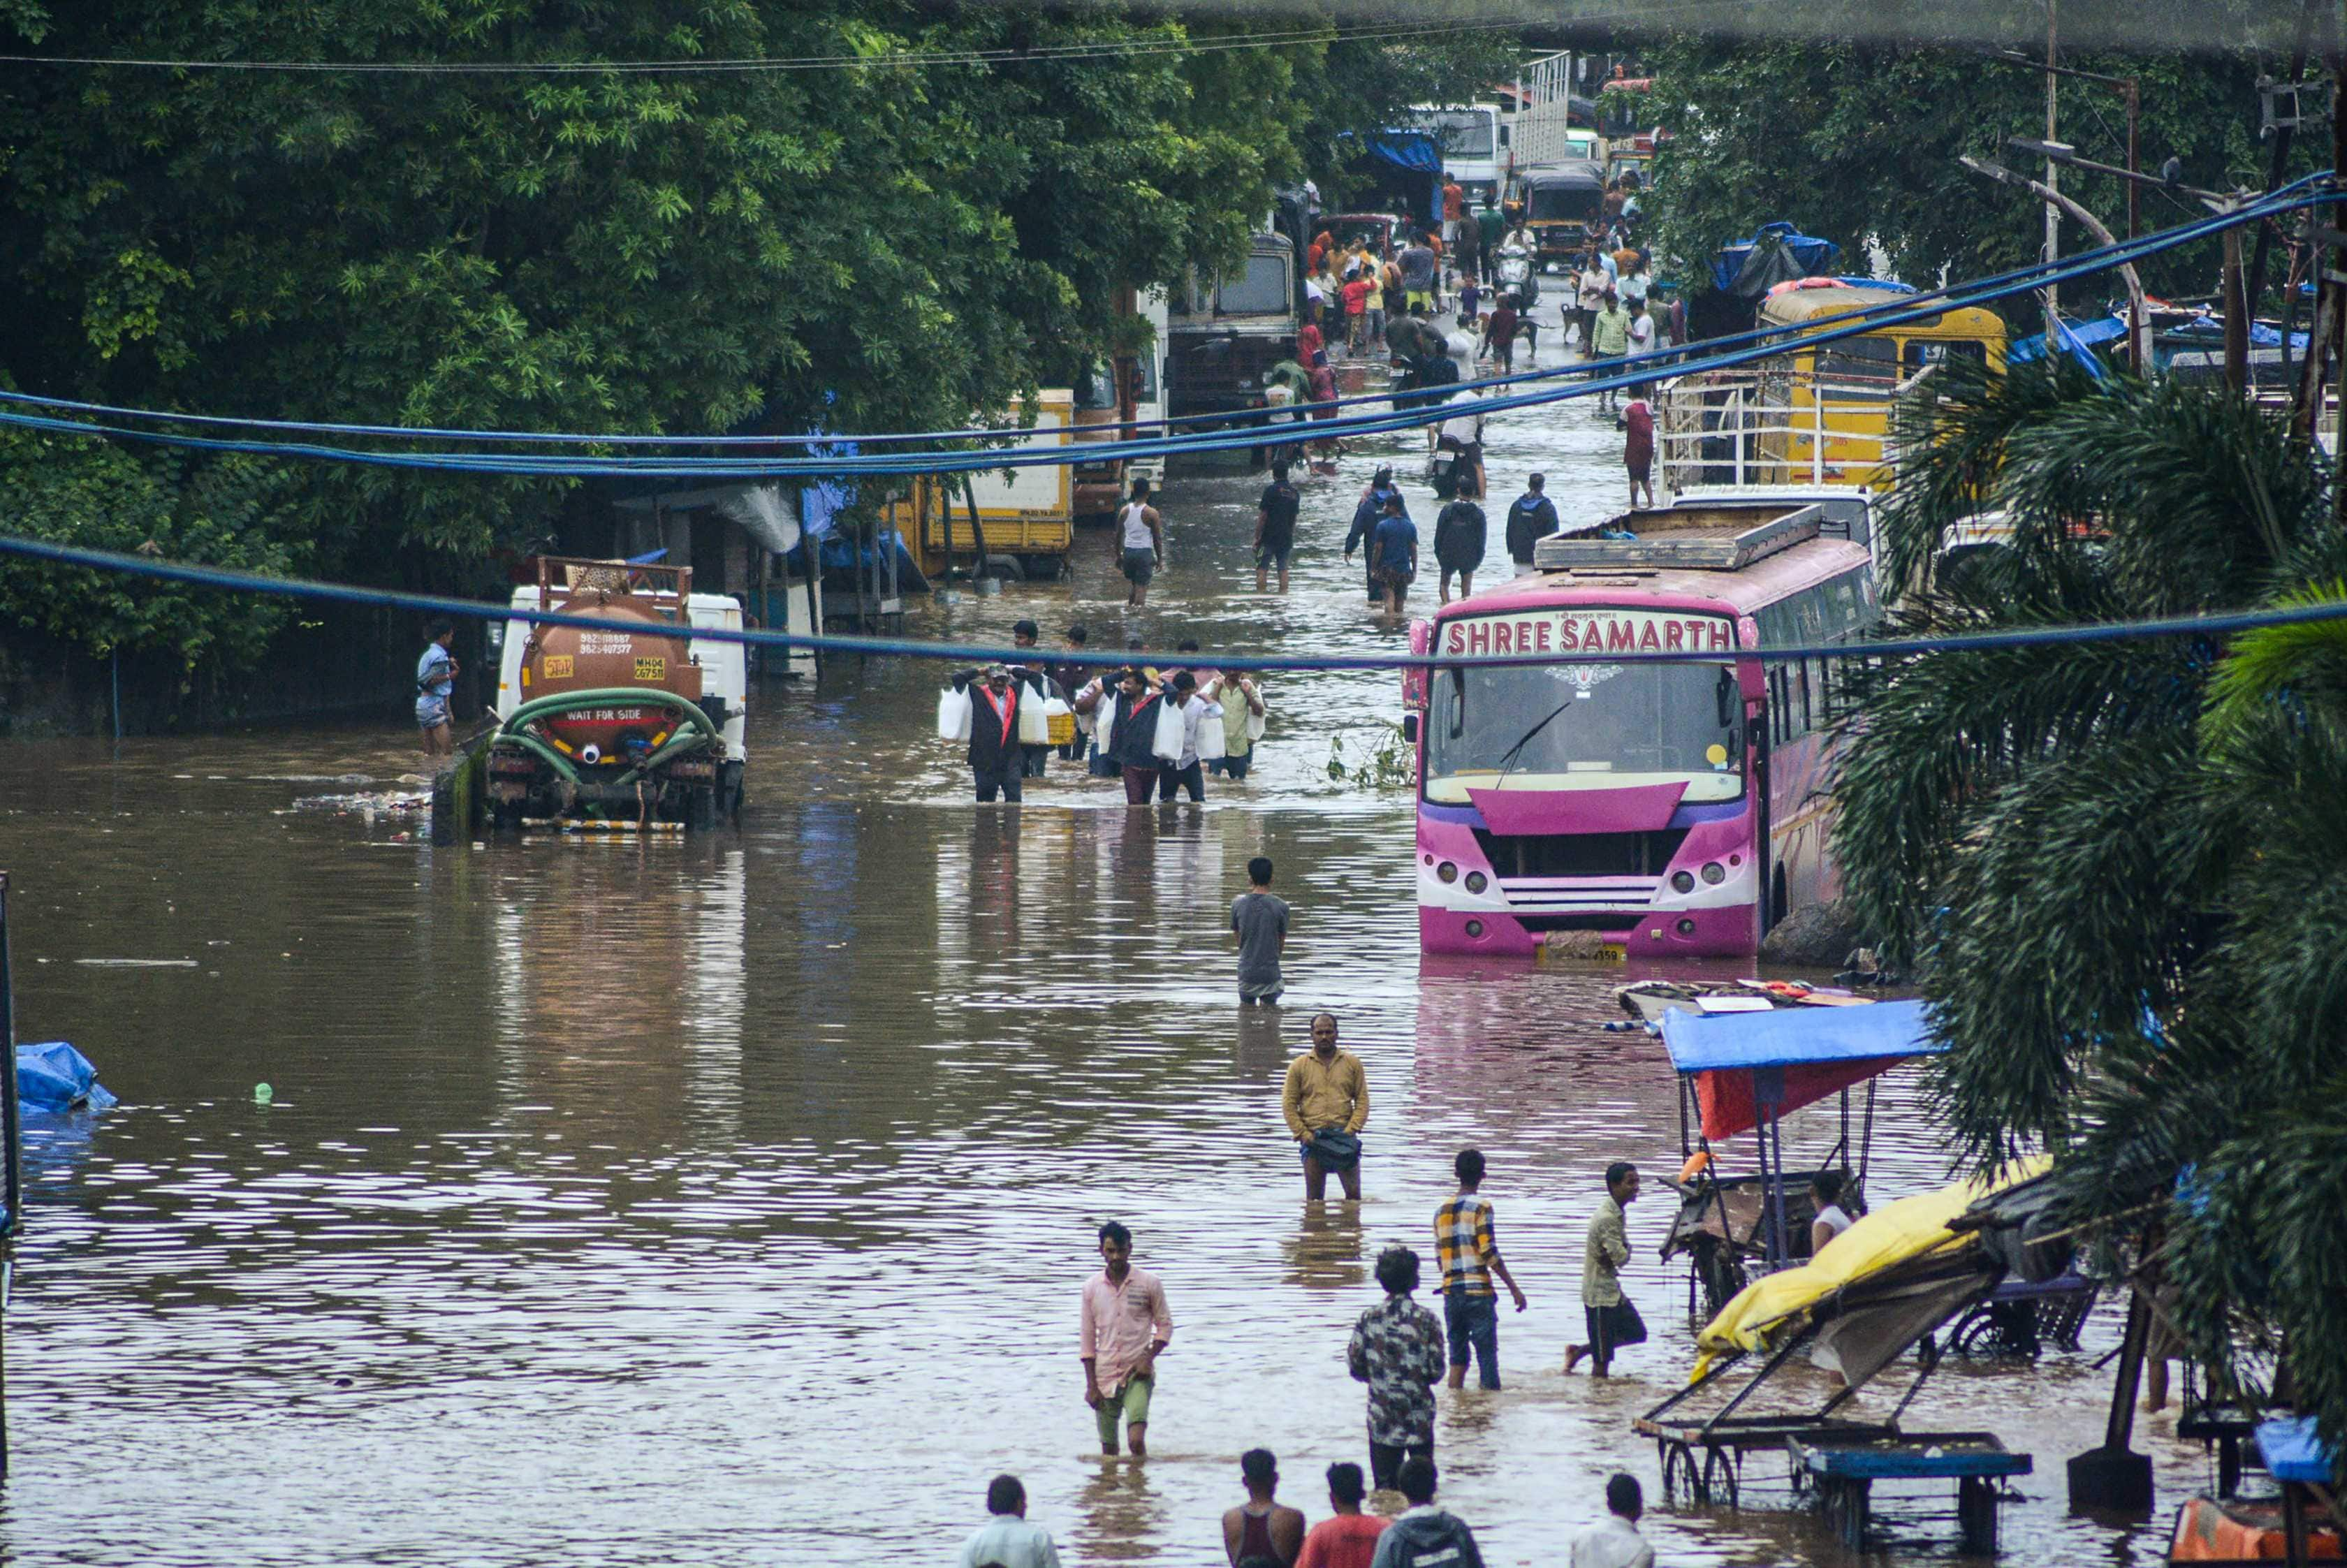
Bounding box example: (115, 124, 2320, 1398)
(1431, 1148, 1527, 1391)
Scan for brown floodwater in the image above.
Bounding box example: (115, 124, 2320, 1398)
(0, 344, 2221, 1565)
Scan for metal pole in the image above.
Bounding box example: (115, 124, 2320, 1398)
(2225, 225, 2251, 393)
(0, 869, 18, 1482)
(2044, 0, 2061, 348)
(2246, 0, 2322, 328)
(2127, 80, 2142, 368)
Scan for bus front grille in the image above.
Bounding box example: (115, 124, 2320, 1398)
(1472, 828, 1690, 879)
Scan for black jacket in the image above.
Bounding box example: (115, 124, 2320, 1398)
(965, 682, 1025, 775)
(1434, 501, 1487, 570)
(1105, 689, 1167, 770)
(1505, 492, 1560, 564)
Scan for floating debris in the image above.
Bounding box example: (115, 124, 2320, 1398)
(72, 958, 196, 969)
(290, 790, 430, 817)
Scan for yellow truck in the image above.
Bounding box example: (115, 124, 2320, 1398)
(890, 390, 1076, 582)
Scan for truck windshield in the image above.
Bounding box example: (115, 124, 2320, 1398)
(1218, 254, 1291, 315)
(1417, 110, 1496, 159)
(1425, 659, 1743, 805)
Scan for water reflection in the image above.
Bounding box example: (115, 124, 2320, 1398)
(1282, 1203, 1367, 1291)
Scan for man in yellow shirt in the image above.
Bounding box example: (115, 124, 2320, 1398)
(1281, 1013, 1369, 1199)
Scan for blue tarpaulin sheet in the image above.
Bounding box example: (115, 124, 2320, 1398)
(17, 1041, 116, 1113)
(1370, 132, 1443, 174)
(2256, 1416, 2334, 1483)
(1662, 998, 1944, 1074)
(2010, 314, 2131, 363)
(1711, 222, 1841, 293)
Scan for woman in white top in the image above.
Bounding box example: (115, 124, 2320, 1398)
(1809, 1171, 1857, 1256)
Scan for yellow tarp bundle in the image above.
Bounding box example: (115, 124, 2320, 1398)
(1688, 1155, 2050, 1381)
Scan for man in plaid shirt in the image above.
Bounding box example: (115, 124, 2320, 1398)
(1431, 1148, 1527, 1391)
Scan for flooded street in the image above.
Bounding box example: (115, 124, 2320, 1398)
(0, 356, 2211, 1566)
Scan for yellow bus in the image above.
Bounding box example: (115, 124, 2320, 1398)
(1738, 283, 2008, 490)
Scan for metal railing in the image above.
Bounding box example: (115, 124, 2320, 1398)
(1654, 366, 1913, 497)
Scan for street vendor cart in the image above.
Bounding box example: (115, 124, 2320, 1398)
(1637, 1157, 2068, 1553)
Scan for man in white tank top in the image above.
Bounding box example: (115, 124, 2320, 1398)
(1117, 479, 1164, 607)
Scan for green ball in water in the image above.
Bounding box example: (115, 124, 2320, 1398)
(253, 1083, 274, 1105)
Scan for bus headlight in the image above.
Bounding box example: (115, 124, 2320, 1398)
(1464, 872, 1488, 895)
(1700, 862, 1727, 885)
(1437, 861, 1458, 884)
(1670, 871, 1696, 894)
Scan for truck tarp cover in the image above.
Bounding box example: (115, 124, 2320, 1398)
(1713, 221, 1843, 297)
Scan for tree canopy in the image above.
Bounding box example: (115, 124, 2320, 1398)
(1638, 3, 2322, 308)
(0, 0, 1510, 665)
(1834, 360, 2347, 1481)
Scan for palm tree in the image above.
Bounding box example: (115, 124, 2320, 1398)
(1833, 356, 2347, 1473)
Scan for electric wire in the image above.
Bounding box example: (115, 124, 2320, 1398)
(3, 529, 2344, 675)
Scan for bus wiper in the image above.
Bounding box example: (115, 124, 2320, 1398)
(1491, 699, 1573, 791)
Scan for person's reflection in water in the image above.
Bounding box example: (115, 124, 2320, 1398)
(1074, 1460, 1164, 1565)
(1234, 1005, 1288, 1078)
(1281, 1200, 1366, 1291)
(969, 806, 1023, 946)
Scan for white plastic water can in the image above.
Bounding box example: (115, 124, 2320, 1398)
(1016, 683, 1050, 745)
(1247, 692, 1268, 744)
(937, 687, 972, 743)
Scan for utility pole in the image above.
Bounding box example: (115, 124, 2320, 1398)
(2045, 0, 2061, 349)
(1982, 47, 2141, 364)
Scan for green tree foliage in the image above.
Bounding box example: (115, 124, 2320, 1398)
(0, 0, 1507, 665)
(1834, 360, 2347, 1479)
(1638, 1, 2319, 306)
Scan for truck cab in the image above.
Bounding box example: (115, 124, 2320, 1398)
(1166, 232, 1299, 427)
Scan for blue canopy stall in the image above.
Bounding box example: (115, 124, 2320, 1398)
(1659, 999, 1945, 1320)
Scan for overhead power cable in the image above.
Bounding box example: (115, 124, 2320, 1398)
(2, 529, 2343, 674)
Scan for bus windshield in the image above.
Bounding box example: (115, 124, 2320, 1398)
(1426, 659, 1744, 805)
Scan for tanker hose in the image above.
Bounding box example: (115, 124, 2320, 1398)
(492, 687, 721, 791)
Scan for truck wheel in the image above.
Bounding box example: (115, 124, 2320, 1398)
(982, 554, 1025, 582)
(686, 785, 717, 833)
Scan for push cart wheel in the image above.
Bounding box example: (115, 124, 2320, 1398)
(1662, 1441, 1696, 1500)
(1703, 1446, 1740, 1509)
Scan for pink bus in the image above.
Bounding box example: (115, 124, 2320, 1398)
(1406, 504, 1878, 958)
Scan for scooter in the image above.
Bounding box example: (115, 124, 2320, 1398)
(1496, 248, 1539, 309)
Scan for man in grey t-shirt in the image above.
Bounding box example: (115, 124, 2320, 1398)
(1231, 856, 1291, 1004)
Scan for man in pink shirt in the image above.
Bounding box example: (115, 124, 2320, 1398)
(1080, 1220, 1174, 1458)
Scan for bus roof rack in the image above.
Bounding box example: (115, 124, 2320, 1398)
(1535, 502, 1821, 571)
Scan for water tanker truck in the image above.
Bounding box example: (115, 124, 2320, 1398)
(485, 557, 747, 830)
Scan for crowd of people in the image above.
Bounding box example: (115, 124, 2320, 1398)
(957, 1115, 1662, 1568)
(947, 615, 1270, 805)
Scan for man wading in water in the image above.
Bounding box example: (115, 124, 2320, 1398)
(1081, 1221, 1172, 1458)
(416, 620, 458, 756)
(1117, 479, 1164, 608)
(1281, 1013, 1368, 1200)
